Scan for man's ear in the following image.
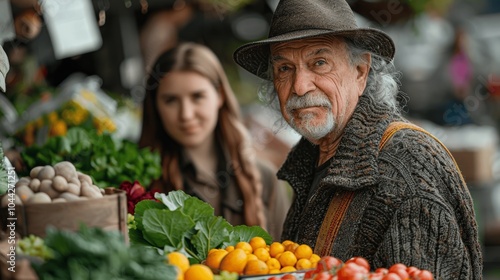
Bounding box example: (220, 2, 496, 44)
(356, 53, 371, 96)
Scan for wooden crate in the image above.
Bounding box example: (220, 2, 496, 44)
(0, 188, 128, 243)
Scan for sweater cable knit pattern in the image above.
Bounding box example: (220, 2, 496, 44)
(278, 93, 483, 279)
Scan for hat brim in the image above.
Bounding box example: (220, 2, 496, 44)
(233, 28, 395, 80)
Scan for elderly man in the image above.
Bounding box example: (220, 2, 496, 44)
(233, 0, 482, 278)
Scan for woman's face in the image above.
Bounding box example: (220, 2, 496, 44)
(156, 70, 223, 148)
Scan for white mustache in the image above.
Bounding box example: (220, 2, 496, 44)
(286, 94, 332, 111)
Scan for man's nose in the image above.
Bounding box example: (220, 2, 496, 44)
(292, 68, 315, 96)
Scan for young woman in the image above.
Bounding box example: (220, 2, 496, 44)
(139, 42, 290, 240)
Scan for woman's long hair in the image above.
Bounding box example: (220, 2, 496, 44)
(139, 42, 266, 228)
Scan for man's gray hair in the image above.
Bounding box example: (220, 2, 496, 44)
(257, 38, 403, 130)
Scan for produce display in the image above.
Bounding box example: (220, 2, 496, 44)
(2, 161, 103, 206)
(9, 188, 437, 280)
(29, 225, 177, 279)
(268, 256, 435, 280)
(130, 190, 272, 264)
(129, 190, 436, 280)
(205, 239, 318, 276)
(20, 127, 161, 189)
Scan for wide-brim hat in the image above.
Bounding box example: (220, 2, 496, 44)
(0, 45, 8, 92)
(233, 0, 396, 80)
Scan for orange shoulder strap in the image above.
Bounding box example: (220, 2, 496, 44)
(314, 121, 465, 256)
(379, 122, 465, 183)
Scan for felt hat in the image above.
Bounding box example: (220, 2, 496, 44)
(0, 45, 9, 92)
(233, 0, 395, 80)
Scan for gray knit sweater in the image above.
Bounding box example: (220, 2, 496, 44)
(278, 93, 483, 279)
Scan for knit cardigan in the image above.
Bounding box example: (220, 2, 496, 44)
(278, 93, 483, 279)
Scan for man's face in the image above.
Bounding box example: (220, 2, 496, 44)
(270, 36, 370, 144)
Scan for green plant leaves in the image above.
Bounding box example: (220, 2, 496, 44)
(20, 127, 161, 188)
(131, 190, 272, 263)
(33, 225, 177, 280)
(142, 208, 195, 249)
(190, 216, 232, 261)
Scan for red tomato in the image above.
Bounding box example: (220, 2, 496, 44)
(388, 263, 407, 272)
(304, 269, 317, 280)
(388, 263, 408, 279)
(268, 277, 282, 280)
(416, 270, 434, 280)
(316, 256, 343, 272)
(368, 272, 385, 280)
(281, 275, 297, 280)
(346, 257, 371, 272)
(406, 266, 420, 277)
(390, 268, 408, 279)
(337, 262, 368, 280)
(313, 271, 333, 280)
(381, 272, 402, 280)
(375, 268, 389, 275)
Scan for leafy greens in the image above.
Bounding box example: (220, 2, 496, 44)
(32, 225, 177, 280)
(130, 190, 272, 263)
(20, 127, 161, 188)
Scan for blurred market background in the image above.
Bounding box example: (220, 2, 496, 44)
(0, 0, 499, 277)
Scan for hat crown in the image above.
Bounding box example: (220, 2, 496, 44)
(270, 0, 358, 37)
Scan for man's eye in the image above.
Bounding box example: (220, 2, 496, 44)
(315, 59, 326, 66)
(278, 65, 290, 72)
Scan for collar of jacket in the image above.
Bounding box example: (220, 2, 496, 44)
(277, 93, 396, 193)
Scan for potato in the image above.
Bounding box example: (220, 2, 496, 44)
(67, 183, 81, 196)
(26, 192, 51, 204)
(29, 178, 41, 192)
(52, 175, 69, 192)
(81, 182, 101, 199)
(91, 185, 103, 198)
(16, 185, 34, 204)
(53, 161, 77, 180)
(39, 180, 59, 199)
(58, 192, 81, 202)
(29, 166, 44, 179)
(1, 194, 23, 207)
(17, 176, 31, 187)
(77, 172, 93, 185)
(37, 166, 55, 180)
(52, 198, 67, 203)
(68, 177, 81, 187)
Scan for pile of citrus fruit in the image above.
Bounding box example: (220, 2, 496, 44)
(165, 239, 435, 280)
(166, 251, 228, 280)
(205, 237, 319, 276)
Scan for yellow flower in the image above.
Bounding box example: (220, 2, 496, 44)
(47, 112, 59, 124)
(93, 117, 116, 135)
(61, 100, 89, 126)
(50, 120, 68, 137)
